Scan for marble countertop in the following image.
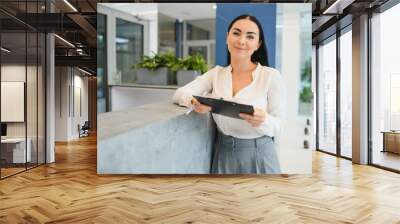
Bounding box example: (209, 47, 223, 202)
(98, 101, 188, 140)
(109, 83, 179, 90)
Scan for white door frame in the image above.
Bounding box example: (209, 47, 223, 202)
(183, 40, 215, 65)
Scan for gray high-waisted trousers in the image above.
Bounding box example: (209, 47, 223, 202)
(211, 131, 281, 174)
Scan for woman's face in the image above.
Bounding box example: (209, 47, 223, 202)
(226, 18, 261, 61)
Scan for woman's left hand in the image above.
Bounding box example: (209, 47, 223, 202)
(239, 108, 266, 127)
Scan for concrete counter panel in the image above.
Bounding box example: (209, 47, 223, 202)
(98, 102, 216, 174)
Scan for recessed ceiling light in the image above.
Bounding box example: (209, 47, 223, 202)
(1, 47, 11, 53)
(78, 67, 92, 76)
(322, 0, 352, 15)
(54, 34, 75, 48)
(63, 0, 78, 12)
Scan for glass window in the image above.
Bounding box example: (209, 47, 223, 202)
(158, 13, 176, 54)
(0, 1, 46, 179)
(116, 18, 143, 85)
(317, 36, 337, 155)
(184, 19, 215, 66)
(339, 28, 352, 158)
(1, 31, 28, 178)
(186, 20, 212, 41)
(38, 33, 45, 165)
(299, 8, 312, 116)
(371, 3, 400, 171)
(27, 31, 38, 169)
(188, 46, 208, 63)
(97, 14, 107, 113)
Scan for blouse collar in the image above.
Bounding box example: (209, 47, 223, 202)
(226, 62, 261, 78)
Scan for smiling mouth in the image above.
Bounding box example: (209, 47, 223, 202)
(234, 47, 247, 50)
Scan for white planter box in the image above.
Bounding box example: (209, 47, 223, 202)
(177, 70, 201, 86)
(299, 101, 313, 115)
(136, 67, 173, 85)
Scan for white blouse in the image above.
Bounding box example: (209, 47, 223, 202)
(172, 63, 286, 139)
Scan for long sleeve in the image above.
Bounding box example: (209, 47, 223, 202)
(255, 70, 287, 137)
(172, 66, 219, 107)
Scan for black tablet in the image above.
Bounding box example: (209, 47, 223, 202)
(193, 95, 254, 119)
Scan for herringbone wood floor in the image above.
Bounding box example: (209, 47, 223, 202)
(0, 134, 400, 223)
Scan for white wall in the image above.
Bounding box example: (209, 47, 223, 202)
(55, 67, 69, 141)
(276, 4, 312, 174)
(55, 67, 89, 141)
(1, 66, 26, 129)
(1, 63, 47, 164)
(1, 65, 26, 81)
(1, 82, 24, 122)
(72, 74, 89, 138)
(46, 32, 55, 163)
(1, 65, 26, 140)
(1, 65, 38, 137)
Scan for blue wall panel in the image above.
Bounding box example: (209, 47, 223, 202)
(215, 3, 276, 68)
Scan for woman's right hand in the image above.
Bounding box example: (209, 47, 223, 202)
(191, 98, 212, 114)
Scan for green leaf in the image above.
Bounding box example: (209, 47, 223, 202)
(179, 54, 208, 73)
(132, 52, 209, 74)
(299, 86, 313, 103)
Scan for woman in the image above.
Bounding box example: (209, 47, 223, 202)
(172, 14, 286, 174)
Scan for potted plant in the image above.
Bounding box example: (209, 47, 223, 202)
(299, 58, 313, 115)
(176, 54, 208, 86)
(134, 52, 178, 85)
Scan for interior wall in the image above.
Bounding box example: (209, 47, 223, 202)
(72, 72, 89, 138)
(276, 4, 312, 173)
(1, 65, 39, 139)
(55, 66, 69, 141)
(55, 67, 89, 141)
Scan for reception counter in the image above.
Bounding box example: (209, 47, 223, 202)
(98, 102, 216, 174)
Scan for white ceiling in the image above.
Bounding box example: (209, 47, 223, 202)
(99, 3, 158, 19)
(158, 3, 216, 21)
(100, 3, 216, 21)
